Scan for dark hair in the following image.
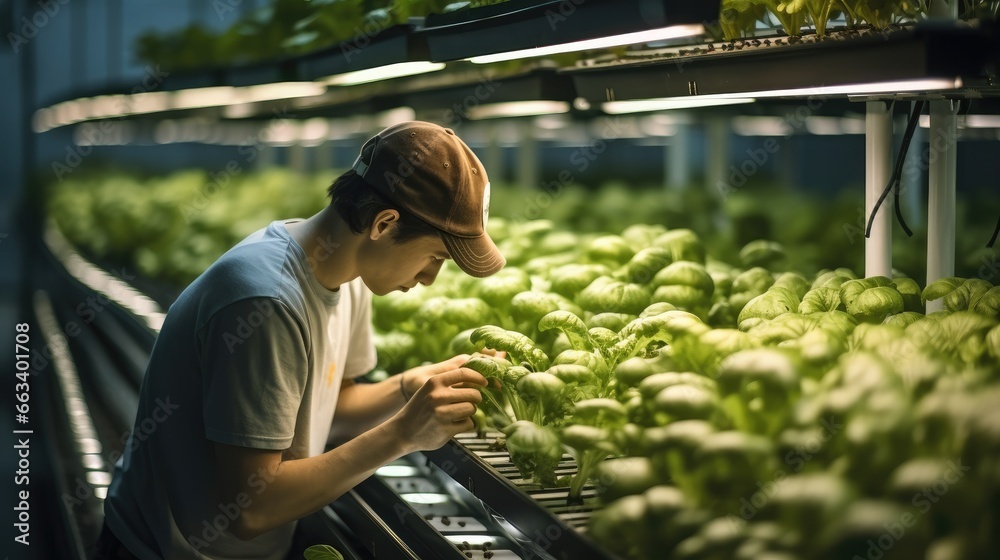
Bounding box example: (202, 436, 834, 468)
(327, 170, 441, 243)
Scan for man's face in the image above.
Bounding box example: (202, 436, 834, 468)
(358, 230, 451, 296)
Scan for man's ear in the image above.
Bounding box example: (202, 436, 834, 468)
(370, 209, 400, 241)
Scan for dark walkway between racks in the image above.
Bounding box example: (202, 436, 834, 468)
(13, 227, 619, 560)
(9, 230, 377, 560)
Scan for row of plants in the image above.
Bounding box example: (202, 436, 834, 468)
(134, 0, 509, 71)
(135, 0, 998, 71)
(370, 218, 1000, 559)
(46, 167, 996, 292)
(720, 0, 999, 40)
(46, 168, 330, 285)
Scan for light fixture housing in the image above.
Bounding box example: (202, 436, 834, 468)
(468, 23, 706, 64)
(466, 100, 570, 119)
(300, 21, 439, 87)
(603, 97, 756, 114)
(319, 61, 446, 86)
(569, 21, 998, 106)
(417, 0, 716, 63)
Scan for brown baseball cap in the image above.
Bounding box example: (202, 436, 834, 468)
(351, 121, 505, 278)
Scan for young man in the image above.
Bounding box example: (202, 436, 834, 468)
(97, 121, 505, 560)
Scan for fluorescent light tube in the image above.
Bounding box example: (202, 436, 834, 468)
(444, 534, 498, 546)
(400, 493, 451, 505)
(127, 91, 172, 115)
(805, 116, 866, 135)
(321, 61, 446, 86)
(469, 23, 705, 64)
(603, 97, 756, 114)
(467, 100, 570, 119)
(731, 116, 793, 136)
(713, 78, 963, 99)
(603, 78, 961, 115)
(172, 86, 236, 110)
(238, 81, 326, 103)
(964, 114, 1000, 128)
(919, 113, 1000, 129)
(376, 465, 421, 477)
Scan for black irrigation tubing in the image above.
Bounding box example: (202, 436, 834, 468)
(865, 100, 926, 239)
(988, 215, 1000, 249)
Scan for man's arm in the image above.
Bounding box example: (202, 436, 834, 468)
(214, 368, 484, 540)
(329, 355, 470, 444)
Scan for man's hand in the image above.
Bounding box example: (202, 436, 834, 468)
(390, 367, 487, 452)
(400, 355, 471, 399)
(400, 350, 506, 397)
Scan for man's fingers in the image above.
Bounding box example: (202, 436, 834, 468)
(477, 348, 507, 360)
(452, 417, 476, 434)
(447, 354, 471, 367)
(434, 367, 487, 388)
(434, 387, 483, 405)
(420, 355, 468, 375)
(455, 380, 499, 391)
(436, 402, 477, 422)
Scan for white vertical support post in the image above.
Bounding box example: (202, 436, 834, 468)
(485, 122, 503, 182)
(865, 101, 893, 278)
(926, 100, 958, 313)
(706, 116, 729, 199)
(705, 117, 731, 231)
(668, 120, 690, 190)
(517, 118, 538, 190)
(315, 141, 333, 172)
(259, 144, 277, 169)
(902, 105, 925, 229)
(289, 143, 307, 174)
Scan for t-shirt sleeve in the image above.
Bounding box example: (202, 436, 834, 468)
(198, 298, 309, 450)
(344, 282, 377, 379)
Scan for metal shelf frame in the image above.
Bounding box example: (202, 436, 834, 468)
(566, 18, 998, 294)
(566, 20, 1000, 103)
(415, 0, 718, 63)
(423, 438, 619, 560)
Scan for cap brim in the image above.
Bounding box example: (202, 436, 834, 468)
(441, 232, 506, 278)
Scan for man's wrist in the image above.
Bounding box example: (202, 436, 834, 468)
(379, 415, 418, 455)
(399, 371, 412, 401)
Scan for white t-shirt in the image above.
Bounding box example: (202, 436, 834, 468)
(104, 221, 377, 559)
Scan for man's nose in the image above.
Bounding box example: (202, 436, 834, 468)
(416, 260, 444, 286)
